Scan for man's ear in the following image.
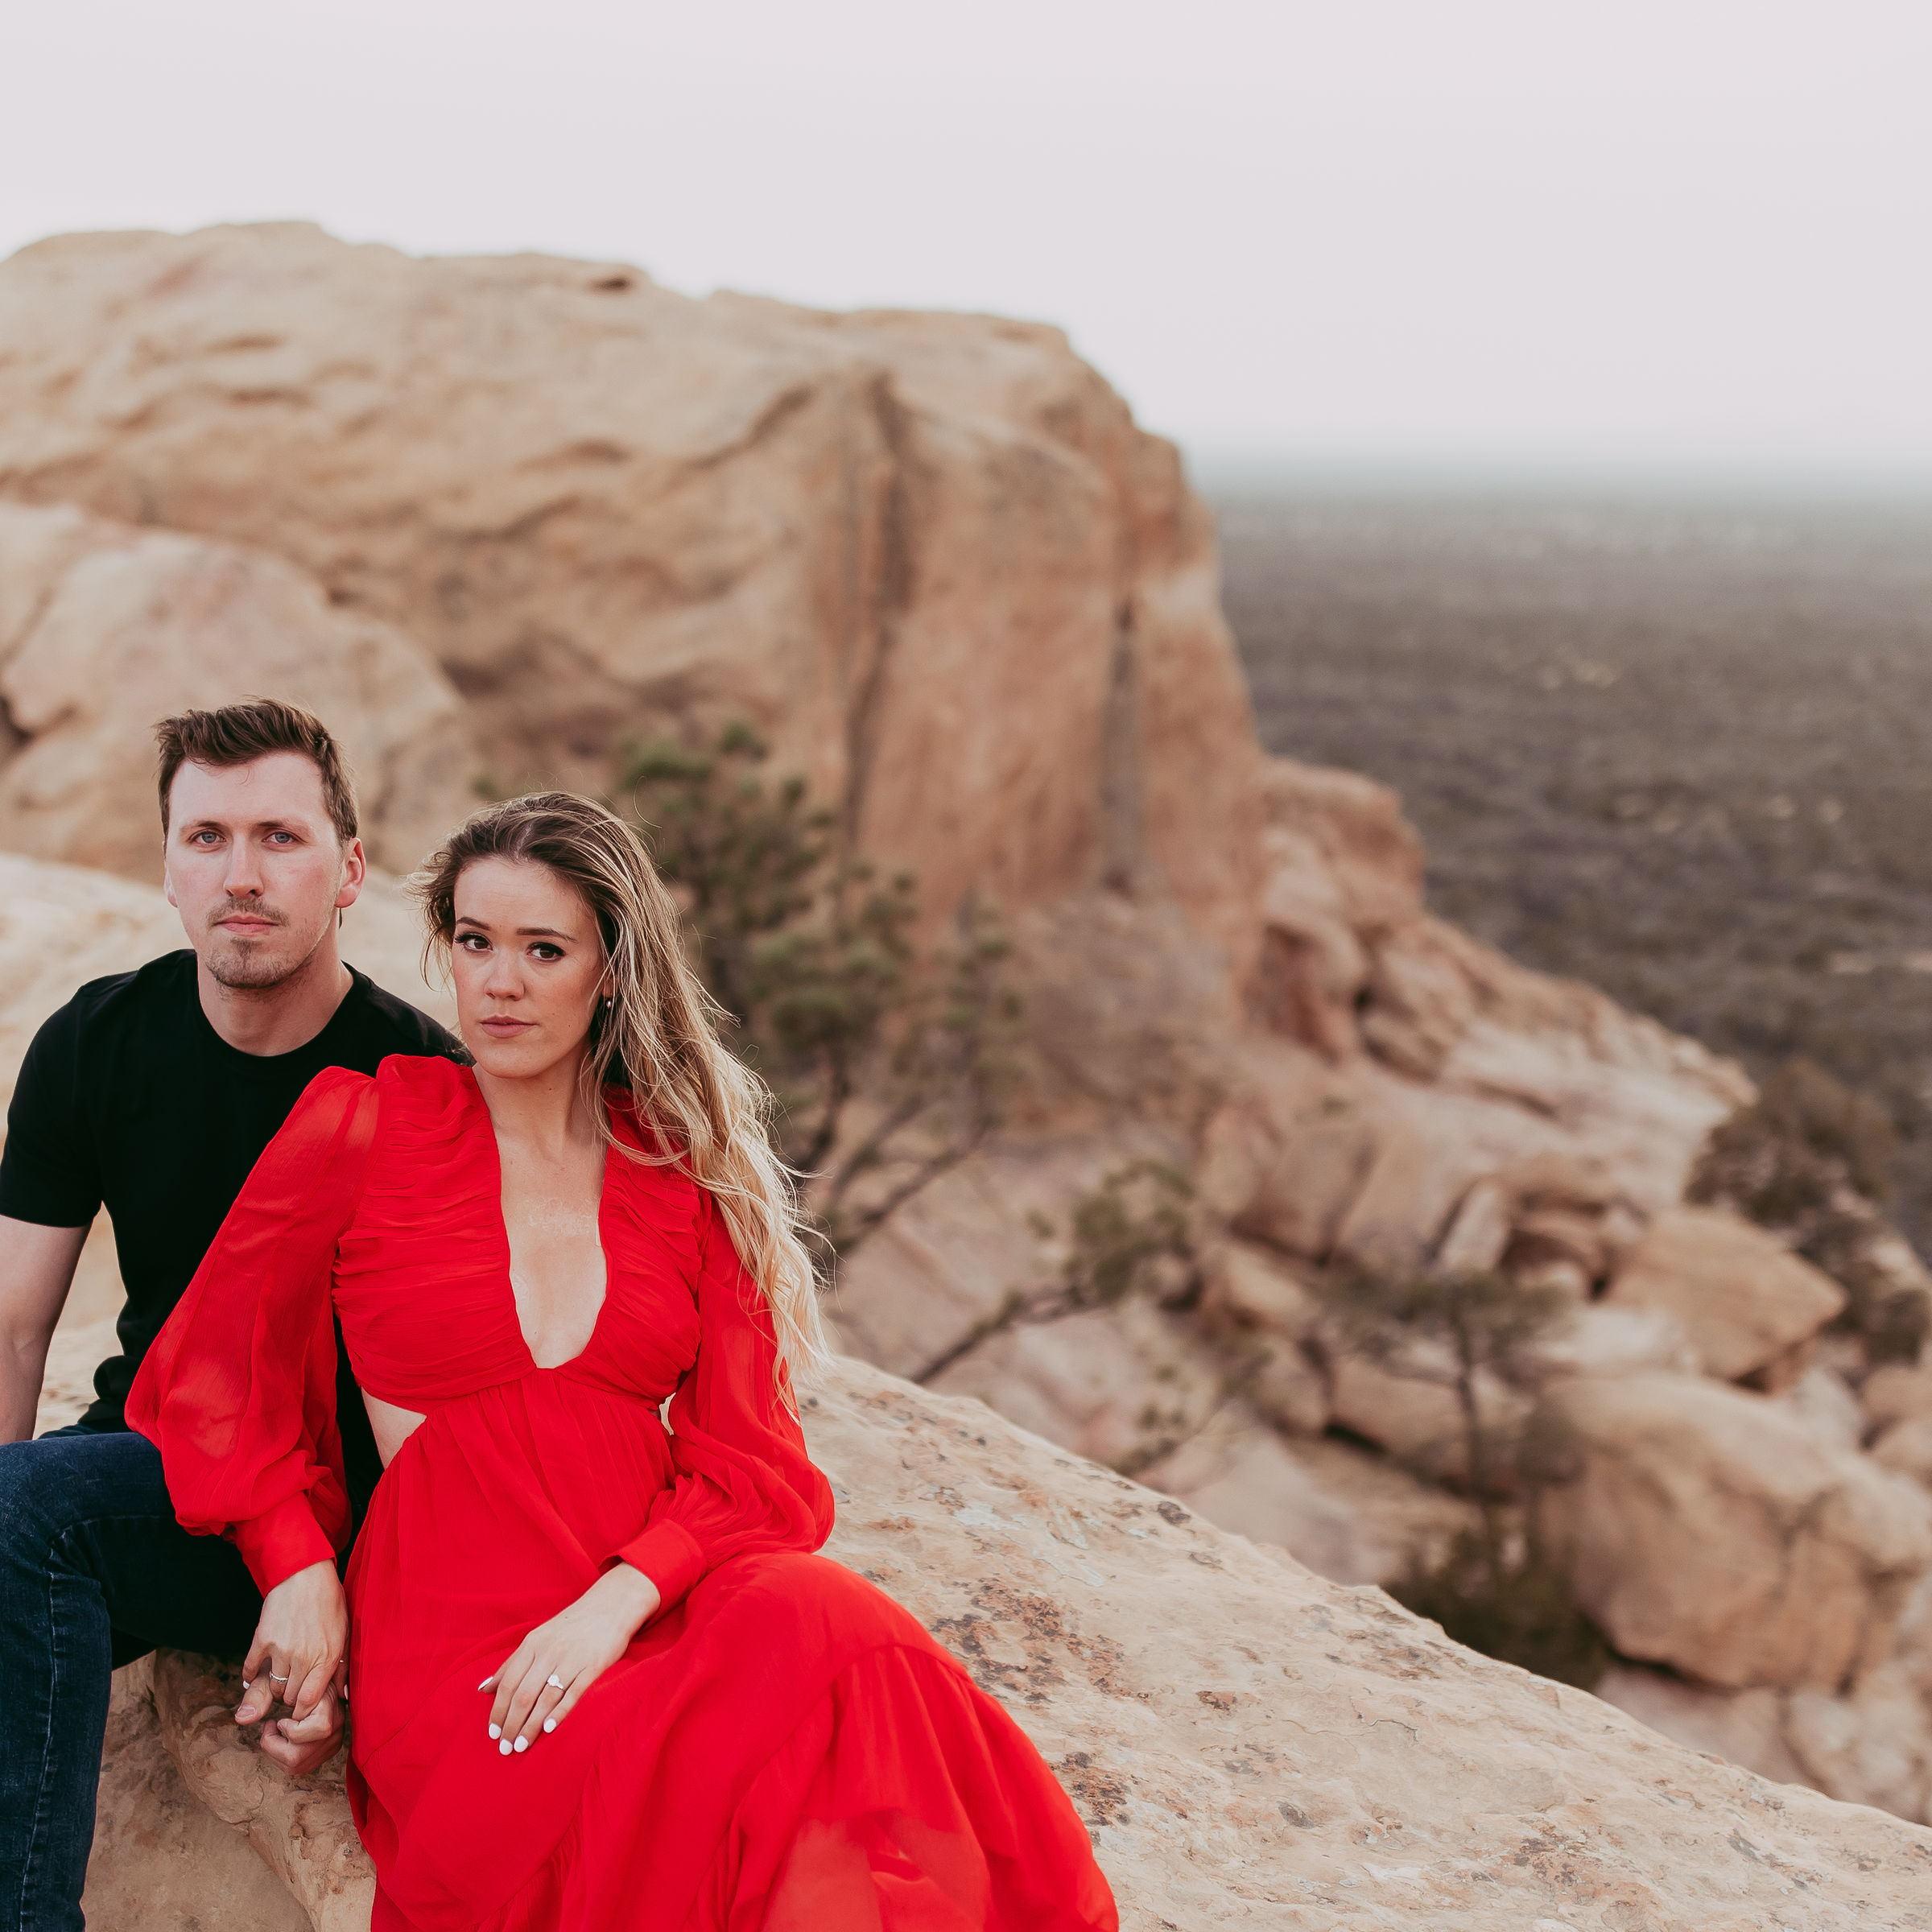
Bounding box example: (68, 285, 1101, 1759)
(160, 854, 177, 909)
(335, 836, 369, 914)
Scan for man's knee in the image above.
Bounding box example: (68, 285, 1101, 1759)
(0, 1430, 165, 1574)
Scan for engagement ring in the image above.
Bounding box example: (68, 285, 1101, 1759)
(547, 1673, 564, 1689)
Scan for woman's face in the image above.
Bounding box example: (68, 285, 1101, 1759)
(449, 857, 607, 1083)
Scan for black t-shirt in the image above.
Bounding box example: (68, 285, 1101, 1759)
(0, 947, 463, 1517)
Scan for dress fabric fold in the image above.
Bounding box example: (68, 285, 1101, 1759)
(126, 1053, 1119, 1931)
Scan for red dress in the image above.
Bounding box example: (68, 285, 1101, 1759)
(126, 1054, 1120, 1932)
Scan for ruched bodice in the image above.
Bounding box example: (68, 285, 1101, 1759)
(126, 1053, 1120, 1931)
(335, 1059, 703, 1413)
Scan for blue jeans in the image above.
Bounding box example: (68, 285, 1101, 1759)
(0, 1426, 261, 1932)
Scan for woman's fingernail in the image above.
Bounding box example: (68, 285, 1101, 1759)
(514, 1736, 528, 1752)
(488, 1723, 502, 1739)
(498, 1739, 512, 1756)
(543, 1717, 556, 1733)
(477, 1678, 490, 1691)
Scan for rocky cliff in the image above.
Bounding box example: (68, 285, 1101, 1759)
(6, 224, 1932, 1924)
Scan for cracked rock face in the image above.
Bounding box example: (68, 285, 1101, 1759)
(123, 1357, 1932, 1932)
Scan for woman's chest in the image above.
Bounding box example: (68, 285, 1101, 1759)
(332, 1138, 702, 1407)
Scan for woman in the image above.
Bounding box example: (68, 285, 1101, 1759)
(126, 792, 1120, 1931)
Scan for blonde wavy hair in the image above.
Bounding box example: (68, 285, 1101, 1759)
(411, 791, 836, 1414)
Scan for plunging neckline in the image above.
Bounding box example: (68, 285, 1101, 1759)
(464, 1064, 617, 1373)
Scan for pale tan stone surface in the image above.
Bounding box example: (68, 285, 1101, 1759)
(134, 1358, 1932, 1931)
(84, 1660, 309, 1932)
(0, 222, 1268, 983)
(0, 502, 478, 878)
(1604, 1204, 1847, 1383)
(1534, 1373, 1932, 1690)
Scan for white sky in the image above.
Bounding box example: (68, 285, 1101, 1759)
(1, 1, 1927, 477)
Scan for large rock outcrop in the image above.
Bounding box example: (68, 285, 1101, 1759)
(52, 1356, 1932, 1931)
(0, 221, 1266, 980)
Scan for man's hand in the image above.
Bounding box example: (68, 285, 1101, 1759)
(237, 1559, 347, 1727)
(257, 1685, 346, 1777)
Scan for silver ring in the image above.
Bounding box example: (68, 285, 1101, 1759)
(547, 1673, 564, 1689)
(267, 1670, 290, 1682)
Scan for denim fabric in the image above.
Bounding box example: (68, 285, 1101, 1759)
(0, 1425, 260, 1931)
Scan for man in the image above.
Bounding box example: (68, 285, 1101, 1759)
(0, 698, 462, 1931)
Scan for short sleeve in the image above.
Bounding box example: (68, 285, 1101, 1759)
(613, 1189, 834, 1614)
(0, 1002, 101, 1228)
(126, 1065, 378, 1595)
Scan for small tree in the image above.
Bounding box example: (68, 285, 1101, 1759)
(1690, 1056, 1927, 1364)
(1307, 1257, 1609, 1688)
(914, 1160, 1199, 1383)
(613, 722, 1026, 1268)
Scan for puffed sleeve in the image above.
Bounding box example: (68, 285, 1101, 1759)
(126, 1064, 378, 1596)
(613, 1187, 835, 1614)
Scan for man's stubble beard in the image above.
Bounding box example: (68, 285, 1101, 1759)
(203, 914, 333, 992)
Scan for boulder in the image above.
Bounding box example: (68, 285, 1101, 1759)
(1533, 1373, 1932, 1690)
(1603, 1205, 1847, 1386)
(925, 1297, 1228, 1475)
(0, 502, 478, 878)
(106, 1358, 1932, 1929)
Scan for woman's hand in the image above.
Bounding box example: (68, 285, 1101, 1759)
(237, 1559, 348, 1728)
(481, 1563, 661, 1754)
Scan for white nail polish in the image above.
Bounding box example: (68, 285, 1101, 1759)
(543, 1717, 556, 1733)
(498, 1739, 511, 1755)
(477, 1678, 490, 1691)
(514, 1736, 528, 1752)
(489, 1723, 501, 1739)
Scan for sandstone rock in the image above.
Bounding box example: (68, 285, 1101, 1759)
(1777, 1364, 1870, 1455)
(1603, 1204, 1847, 1385)
(1593, 1664, 1813, 1791)
(1516, 1300, 1699, 1381)
(821, 1117, 1189, 1380)
(1195, 1240, 1329, 1435)
(0, 223, 1268, 982)
(131, 1356, 1932, 1930)
(1872, 1417, 1932, 1485)
(0, 502, 478, 878)
(1324, 1344, 1533, 1493)
(1864, 1360, 1932, 1438)
(926, 1297, 1228, 1475)
(1194, 1038, 1380, 1260)
(84, 1658, 309, 1932)
(1254, 756, 1425, 935)
(1533, 1373, 1932, 1690)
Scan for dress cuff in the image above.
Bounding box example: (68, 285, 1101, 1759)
(613, 1519, 706, 1616)
(233, 1494, 338, 1596)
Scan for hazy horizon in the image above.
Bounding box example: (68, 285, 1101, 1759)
(2, 2, 1927, 481)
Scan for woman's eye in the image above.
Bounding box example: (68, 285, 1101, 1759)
(531, 943, 564, 961)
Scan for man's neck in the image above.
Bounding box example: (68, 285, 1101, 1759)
(196, 939, 355, 1059)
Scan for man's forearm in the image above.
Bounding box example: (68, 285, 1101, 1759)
(0, 1332, 53, 1443)
(0, 1215, 89, 1441)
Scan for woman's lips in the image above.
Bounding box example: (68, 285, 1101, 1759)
(479, 1017, 535, 1034)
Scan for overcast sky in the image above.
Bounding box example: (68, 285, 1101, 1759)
(2, 2, 1926, 479)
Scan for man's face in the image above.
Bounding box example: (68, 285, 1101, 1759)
(163, 752, 365, 989)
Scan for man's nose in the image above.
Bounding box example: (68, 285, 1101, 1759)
(223, 846, 265, 897)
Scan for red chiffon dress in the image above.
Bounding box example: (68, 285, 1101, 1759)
(125, 1053, 1120, 1932)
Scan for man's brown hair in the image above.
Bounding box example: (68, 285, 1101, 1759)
(155, 697, 359, 844)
